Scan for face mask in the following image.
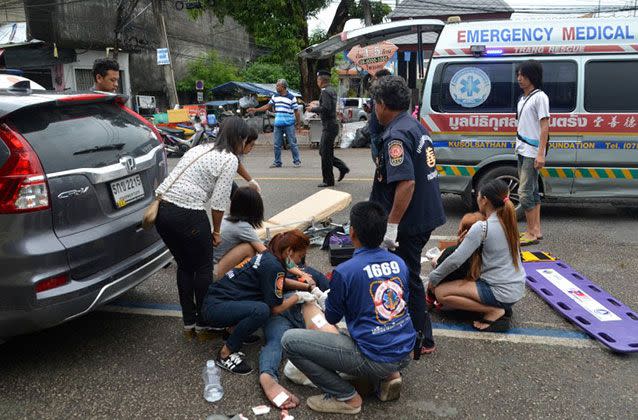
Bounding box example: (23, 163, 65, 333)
(285, 256, 296, 270)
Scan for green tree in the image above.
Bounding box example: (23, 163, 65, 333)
(194, 1, 391, 100)
(176, 51, 240, 93)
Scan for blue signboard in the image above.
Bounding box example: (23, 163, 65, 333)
(157, 48, 170, 66)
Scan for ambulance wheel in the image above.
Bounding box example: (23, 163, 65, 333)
(476, 165, 524, 221)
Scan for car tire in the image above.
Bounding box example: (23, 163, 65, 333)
(359, 116, 367, 122)
(476, 165, 525, 221)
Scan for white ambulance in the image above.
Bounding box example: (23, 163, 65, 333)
(301, 17, 638, 211)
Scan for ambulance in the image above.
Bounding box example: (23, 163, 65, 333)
(301, 17, 638, 211)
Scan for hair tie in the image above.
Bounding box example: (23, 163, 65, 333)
(503, 196, 510, 203)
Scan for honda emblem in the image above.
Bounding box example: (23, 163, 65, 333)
(120, 156, 136, 173)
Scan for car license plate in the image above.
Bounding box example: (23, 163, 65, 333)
(110, 174, 144, 208)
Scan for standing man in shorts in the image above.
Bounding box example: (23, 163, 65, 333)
(515, 60, 550, 246)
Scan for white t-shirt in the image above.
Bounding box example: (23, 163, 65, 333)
(156, 144, 238, 211)
(515, 90, 550, 158)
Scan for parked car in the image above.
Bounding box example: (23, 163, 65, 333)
(340, 97, 370, 122)
(0, 85, 172, 341)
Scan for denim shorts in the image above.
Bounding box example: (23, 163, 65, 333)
(476, 279, 513, 310)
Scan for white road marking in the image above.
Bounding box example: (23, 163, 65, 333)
(434, 328, 597, 349)
(101, 304, 597, 350)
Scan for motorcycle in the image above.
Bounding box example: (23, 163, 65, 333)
(157, 126, 212, 157)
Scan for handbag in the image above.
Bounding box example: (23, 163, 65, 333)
(142, 146, 215, 230)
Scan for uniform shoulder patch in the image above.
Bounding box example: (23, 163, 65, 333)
(274, 272, 285, 299)
(388, 140, 404, 167)
(425, 145, 436, 168)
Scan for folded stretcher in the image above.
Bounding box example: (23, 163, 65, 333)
(256, 189, 352, 240)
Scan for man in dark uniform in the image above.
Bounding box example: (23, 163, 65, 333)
(369, 76, 446, 355)
(310, 70, 349, 187)
(365, 68, 391, 162)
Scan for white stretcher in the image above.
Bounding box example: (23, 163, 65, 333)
(256, 188, 352, 240)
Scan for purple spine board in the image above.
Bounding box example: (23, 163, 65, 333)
(524, 260, 638, 353)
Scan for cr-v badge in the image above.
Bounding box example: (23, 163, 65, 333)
(58, 187, 90, 199)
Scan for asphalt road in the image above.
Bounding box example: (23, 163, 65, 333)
(1, 145, 637, 419)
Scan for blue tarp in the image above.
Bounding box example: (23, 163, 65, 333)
(210, 81, 301, 98)
(205, 99, 239, 107)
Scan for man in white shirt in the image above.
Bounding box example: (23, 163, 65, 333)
(515, 60, 550, 245)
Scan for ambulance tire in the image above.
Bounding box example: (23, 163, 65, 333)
(476, 165, 525, 221)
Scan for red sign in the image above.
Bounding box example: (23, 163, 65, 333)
(182, 105, 207, 122)
(347, 41, 398, 73)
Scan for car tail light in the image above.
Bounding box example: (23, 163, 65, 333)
(0, 123, 49, 213)
(35, 274, 69, 293)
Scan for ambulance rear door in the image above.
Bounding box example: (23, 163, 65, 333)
(574, 55, 638, 199)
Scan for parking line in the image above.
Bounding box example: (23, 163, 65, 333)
(248, 177, 374, 181)
(101, 300, 596, 349)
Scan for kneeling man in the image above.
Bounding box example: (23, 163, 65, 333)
(282, 201, 415, 415)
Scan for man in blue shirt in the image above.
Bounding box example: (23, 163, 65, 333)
(369, 76, 446, 355)
(282, 201, 415, 415)
(248, 79, 302, 168)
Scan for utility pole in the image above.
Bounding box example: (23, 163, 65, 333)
(152, 0, 179, 108)
(361, 0, 372, 26)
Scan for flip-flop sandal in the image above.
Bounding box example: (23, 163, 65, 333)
(520, 232, 543, 240)
(520, 236, 539, 246)
(474, 318, 511, 332)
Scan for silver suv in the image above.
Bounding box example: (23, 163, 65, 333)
(0, 88, 172, 341)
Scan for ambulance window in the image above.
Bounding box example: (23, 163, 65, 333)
(537, 61, 577, 112)
(434, 62, 515, 113)
(585, 60, 638, 112)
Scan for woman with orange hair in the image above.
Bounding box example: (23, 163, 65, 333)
(202, 229, 316, 375)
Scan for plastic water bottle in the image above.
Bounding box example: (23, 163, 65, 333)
(203, 360, 223, 402)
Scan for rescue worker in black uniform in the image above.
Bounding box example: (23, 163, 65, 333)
(310, 70, 349, 187)
(369, 76, 446, 355)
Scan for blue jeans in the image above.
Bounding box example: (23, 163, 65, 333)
(201, 299, 270, 352)
(259, 311, 304, 380)
(273, 124, 301, 166)
(282, 329, 411, 400)
(476, 279, 515, 310)
(517, 155, 541, 211)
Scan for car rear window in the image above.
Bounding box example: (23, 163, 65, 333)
(8, 102, 157, 173)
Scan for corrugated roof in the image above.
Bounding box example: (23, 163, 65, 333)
(389, 0, 513, 19)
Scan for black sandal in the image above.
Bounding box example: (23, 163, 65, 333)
(474, 318, 511, 332)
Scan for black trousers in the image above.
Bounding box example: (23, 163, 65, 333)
(392, 230, 435, 349)
(319, 122, 348, 185)
(155, 201, 213, 325)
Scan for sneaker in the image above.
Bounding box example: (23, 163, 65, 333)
(283, 360, 316, 387)
(269, 163, 282, 168)
(216, 350, 253, 375)
(306, 394, 361, 415)
(195, 324, 225, 333)
(377, 376, 402, 402)
(293, 162, 301, 168)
